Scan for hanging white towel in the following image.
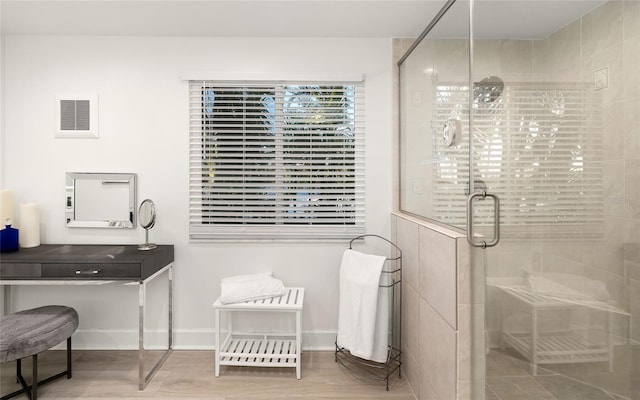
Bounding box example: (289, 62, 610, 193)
(337, 249, 389, 363)
(371, 275, 390, 363)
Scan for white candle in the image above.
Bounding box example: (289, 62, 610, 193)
(0, 190, 14, 227)
(19, 203, 40, 248)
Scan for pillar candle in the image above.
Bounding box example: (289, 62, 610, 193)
(19, 203, 40, 248)
(0, 190, 14, 226)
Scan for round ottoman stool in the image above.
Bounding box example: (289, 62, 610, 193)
(0, 305, 79, 400)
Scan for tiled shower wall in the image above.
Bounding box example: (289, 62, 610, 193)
(391, 214, 477, 400)
(524, 2, 639, 396)
(481, 0, 640, 371)
(548, 0, 639, 346)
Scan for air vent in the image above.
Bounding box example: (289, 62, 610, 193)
(60, 100, 90, 130)
(55, 95, 99, 138)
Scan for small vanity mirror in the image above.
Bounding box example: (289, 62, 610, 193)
(66, 172, 137, 228)
(138, 199, 157, 251)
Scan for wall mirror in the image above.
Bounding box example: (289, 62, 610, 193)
(65, 172, 137, 228)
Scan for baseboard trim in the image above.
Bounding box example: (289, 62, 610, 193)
(61, 329, 338, 351)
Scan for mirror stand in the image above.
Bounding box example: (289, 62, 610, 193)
(138, 229, 157, 251)
(138, 199, 157, 251)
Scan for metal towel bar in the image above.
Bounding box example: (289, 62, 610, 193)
(336, 234, 403, 391)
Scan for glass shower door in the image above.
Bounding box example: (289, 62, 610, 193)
(398, 0, 470, 230)
(471, 1, 638, 399)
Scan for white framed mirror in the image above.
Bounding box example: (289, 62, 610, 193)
(65, 172, 137, 228)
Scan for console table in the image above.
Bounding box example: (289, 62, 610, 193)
(0, 244, 174, 390)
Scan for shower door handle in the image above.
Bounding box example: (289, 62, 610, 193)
(466, 191, 500, 248)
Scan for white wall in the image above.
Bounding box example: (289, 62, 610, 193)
(1, 35, 394, 349)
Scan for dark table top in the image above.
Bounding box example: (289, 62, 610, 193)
(0, 244, 174, 280)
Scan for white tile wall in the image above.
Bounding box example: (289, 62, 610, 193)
(393, 214, 475, 400)
(419, 225, 458, 329)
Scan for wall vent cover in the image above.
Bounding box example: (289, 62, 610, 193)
(56, 95, 99, 138)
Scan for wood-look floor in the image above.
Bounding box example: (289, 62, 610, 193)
(0, 350, 416, 399)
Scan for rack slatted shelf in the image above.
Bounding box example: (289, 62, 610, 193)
(213, 287, 304, 379)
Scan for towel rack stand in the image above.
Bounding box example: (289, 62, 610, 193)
(335, 234, 403, 391)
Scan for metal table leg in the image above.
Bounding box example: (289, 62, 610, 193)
(138, 263, 174, 390)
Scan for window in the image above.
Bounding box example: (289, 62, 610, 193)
(189, 80, 365, 241)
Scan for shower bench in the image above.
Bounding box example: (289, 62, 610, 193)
(212, 287, 304, 379)
(491, 280, 629, 375)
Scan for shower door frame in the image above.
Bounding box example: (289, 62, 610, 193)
(397, 0, 494, 398)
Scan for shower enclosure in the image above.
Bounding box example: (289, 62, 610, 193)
(398, 0, 639, 399)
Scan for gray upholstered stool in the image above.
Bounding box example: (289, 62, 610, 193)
(0, 305, 79, 400)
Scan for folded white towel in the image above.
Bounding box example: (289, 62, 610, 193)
(220, 273, 286, 304)
(337, 249, 388, 363)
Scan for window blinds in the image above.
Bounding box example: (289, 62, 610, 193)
(432, 82, 604, 238)
(189, 80, 365, 241)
